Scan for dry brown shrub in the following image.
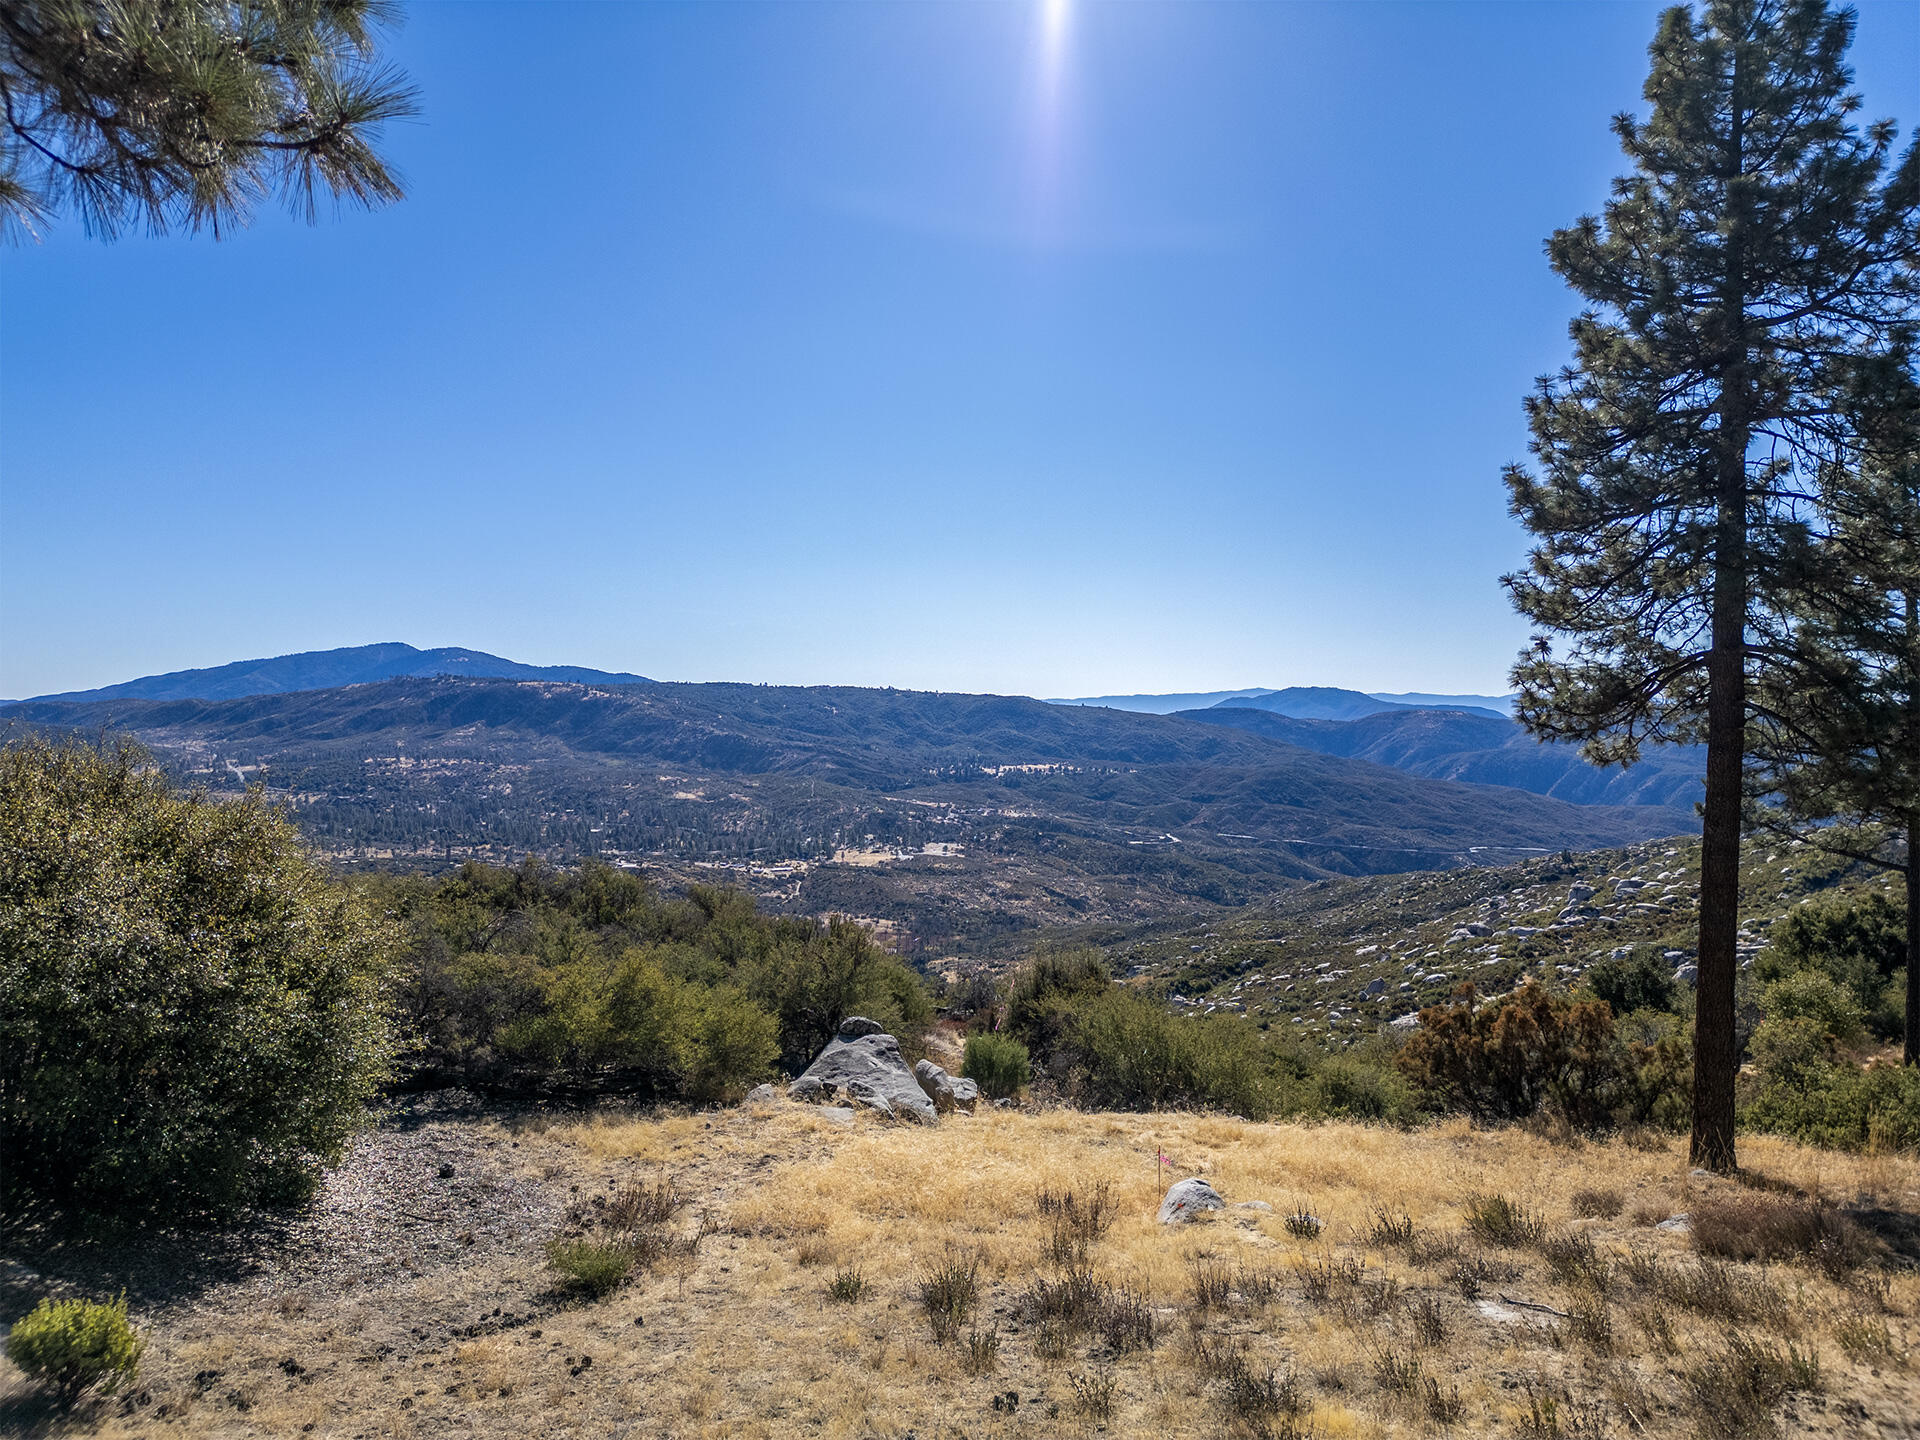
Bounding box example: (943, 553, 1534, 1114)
(1691, 1192, 1866, 1274)
(1570, 1186, 1623, 1219)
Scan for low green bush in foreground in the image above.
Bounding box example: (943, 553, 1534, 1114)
(6, 1295, 143, 1405)
(545, 1238, 637, 1299)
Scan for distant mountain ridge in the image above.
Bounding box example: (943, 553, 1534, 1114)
(1046, 687, 1278, 714)
(1049, 686, 1514, 719)
(13, 643, 651, 704)
(1183, 704, 1703, 809)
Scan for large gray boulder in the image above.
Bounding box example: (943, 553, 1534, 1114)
(1158, 1177, 1226, 1224)
(913, 1059, 979, 1114)
(789, 1018, 937, 1123)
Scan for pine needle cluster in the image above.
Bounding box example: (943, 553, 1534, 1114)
(0, 0, 417, 238)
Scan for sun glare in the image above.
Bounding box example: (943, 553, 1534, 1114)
(1040, 0, 1072, 64)
(1030, 0, 1074, 242)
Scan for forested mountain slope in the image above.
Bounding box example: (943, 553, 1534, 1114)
(11, 677, 1697, 956)
(11, 642, 650, 704)
(1184, 704, 1704, 808)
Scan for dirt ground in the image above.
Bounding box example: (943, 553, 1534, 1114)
(3, 1095, 1918, 1440)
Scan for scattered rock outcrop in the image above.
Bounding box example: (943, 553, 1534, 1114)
(1157, 1177, 1226, 1224)
(913, 1059, 979, 1114)
(786, 1017, 937, 1123)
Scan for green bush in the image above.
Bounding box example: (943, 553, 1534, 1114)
(1004, 949, 1112, 1058)
(1755, 970, 1863, 1042)
(1744, 1059, 1920, 1150)
(5, 1294, 143, 1404)
(1741, 969, 1920, 1150)
(1763, 889, 1908, 1039)
(1582, 950, 1677, 1015)
(1059, 989, 1276, 1118)
(0, 738, 402, 1218)
(961, 1033, 1030, 1099)
(381, 859, 930, 1097)
(1307, 1056, 1415, 1122)
(545, 1238, 635, 1298)
(994, 951, 1416, 1124)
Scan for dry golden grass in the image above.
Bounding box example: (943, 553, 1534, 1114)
(5, 1104, 1918, 1439)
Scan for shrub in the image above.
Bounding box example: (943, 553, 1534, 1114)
(963, 1325, 999, 1374)
(1396, 982, 1638, 1130)
(1309, 1055, 1416, 1122)
(1066, 1366, 1116, 1419)
(546, 1238, 635, 1298)
(1689, 1192, 1866, 1271)
(1004, 949, 1111, 1055)
(0, 738, 402, 1217)
(387, 857, 930, 1096)
(5, 1294, 144, 1404)
(828, 1267, 867, 1302)
(1464, 1192, 1545, 1246)
(962, 1033, 1030, 1099)
(1058, 988, 1276, 1117)
(1686, 1333, 1822, 1439)
(918, 1255, 979, 1343)
(1742, 972, 1920, 1150)
(1368, 1208, 1417, 1247)
(1756, 971, 1863, 1042)
(1284, 1207, 1322, 1240)
(1764, 889, 1907, 1033)
(1569, 1187, 1623, 1219)
(1583, 951, 1677, 1015)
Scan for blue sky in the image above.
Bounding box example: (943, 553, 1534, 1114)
(3, 0, 1916, 701)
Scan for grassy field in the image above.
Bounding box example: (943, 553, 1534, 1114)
(6, 1097, 1916, 1439)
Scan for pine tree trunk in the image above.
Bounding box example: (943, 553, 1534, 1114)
(1694, 536, 1746, 1171)
(1693, 76, 1749, 1174)
(1906, 814, 1917, 1067)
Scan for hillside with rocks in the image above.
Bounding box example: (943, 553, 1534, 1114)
(1051, 835, 1901, 1043)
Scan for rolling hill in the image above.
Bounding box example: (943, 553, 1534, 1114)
(9, 676, 1697, 957)
(10, 642, 650, 704)
(1214, 686, 1508, 722)
(1184, 701, 1704, 808)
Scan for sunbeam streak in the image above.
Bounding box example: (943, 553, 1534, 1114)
(1030, 0, 1073, 244)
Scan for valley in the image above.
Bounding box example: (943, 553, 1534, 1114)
(8, 675, 1699, 958)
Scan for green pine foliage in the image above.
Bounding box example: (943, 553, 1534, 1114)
(0, 0, 417, 237)
(0, 737, 403, 1218)
(4, 1294, 144, 1405)
(1501, 0, 1920, 1167)
(1750, 383, 1920, 1063)
(376, 858, 931, 1097)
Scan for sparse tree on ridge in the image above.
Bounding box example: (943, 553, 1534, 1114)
(0, 0, 416, 239)
(1750, 366, 1920, 1064)
(1503, 0, 1920, 1169)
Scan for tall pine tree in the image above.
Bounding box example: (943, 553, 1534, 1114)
(1750, 366, 1919, 1063)
(1503, 0, 1919, 1169)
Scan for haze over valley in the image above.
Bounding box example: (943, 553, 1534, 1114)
(10, 644, 1702, 958)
